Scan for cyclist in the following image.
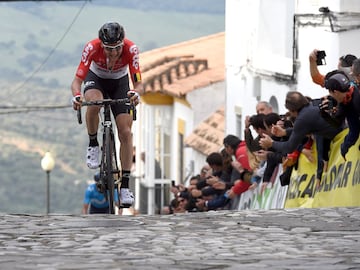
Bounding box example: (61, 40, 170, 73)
(71, 22, 143, 207)
(82, 172, 120, 214)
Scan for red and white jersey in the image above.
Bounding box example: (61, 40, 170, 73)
(75, 38, 142, 84)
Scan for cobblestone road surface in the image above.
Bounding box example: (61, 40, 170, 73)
(1, 207, 360, 270)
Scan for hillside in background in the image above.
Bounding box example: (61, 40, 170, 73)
(1, 0, 224, 85)
(0, 0, 225, 214)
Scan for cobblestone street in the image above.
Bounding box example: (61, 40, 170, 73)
(1, 207, 360, 269)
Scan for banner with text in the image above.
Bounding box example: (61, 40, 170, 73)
(285, 129, 360, 208)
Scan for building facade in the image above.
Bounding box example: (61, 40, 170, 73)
(225, 0, 360, 137)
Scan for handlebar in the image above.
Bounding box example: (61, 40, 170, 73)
(81, 98, 130, 107)
(77, 98, 136, 124)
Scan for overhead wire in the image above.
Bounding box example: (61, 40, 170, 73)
(8, 0, 89, 98)
(0, 104, 72, 114)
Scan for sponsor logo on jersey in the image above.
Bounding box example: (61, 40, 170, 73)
(81, 43, 94, 66)
(84, 81, 95, 87)
(129, 45, 140, 69)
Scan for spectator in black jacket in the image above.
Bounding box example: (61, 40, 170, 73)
(260, 91, 342, 153)
(259, 91, 343, 181)
(320, 69, 360, 159)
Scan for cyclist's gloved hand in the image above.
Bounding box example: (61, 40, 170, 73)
(72, 92, 82, 110)
(127, 90, 140, 106)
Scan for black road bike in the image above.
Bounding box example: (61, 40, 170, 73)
(77, 98, 136, 214)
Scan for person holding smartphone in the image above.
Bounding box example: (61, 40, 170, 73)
(309, 49, 357, 88)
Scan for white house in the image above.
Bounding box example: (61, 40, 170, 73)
(225, 0, 360, 136)
(133, 33, 225, 214)
(131, 0, 360, 215)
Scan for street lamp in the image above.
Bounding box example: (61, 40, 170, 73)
(41, 152, 55, 215)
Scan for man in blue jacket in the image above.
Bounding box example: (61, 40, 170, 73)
(82, 172, 119, 214)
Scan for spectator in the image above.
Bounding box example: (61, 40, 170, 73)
(197, 170, 253, 211)
(196, 135, 253, 211)
(309, 49, 357, 87)
(223, 134, 252, 173)
(256, 101, 273, 115)
(339, 54, 358, 77)
(244, 114, 266, 153)
(220, 148, 241, 187)
(351, 58, 360, 86)
(244, 101, 273, 170)
(261, 112, 314, 186)
(187, 175, 201, 192)
(191, 152, 231, 200)
(257, 112, 285, 188)
(320, 70, 360, 159)
(82, 172, 119, 214)
(162, 198, 178, 214)
(260, 91, 342, 152)
(259, 91, 343, 181)
(199, 164, 212, 180)
(263, 113, 284, 137)
(173, 195, 188, 213)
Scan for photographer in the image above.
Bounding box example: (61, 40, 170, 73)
(320, 70, 360, 159)
(259, 91, 343, 182)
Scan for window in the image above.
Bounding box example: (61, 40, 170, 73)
(234, 105, 243, 139)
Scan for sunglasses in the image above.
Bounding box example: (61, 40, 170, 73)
(103, 43, 123, 51)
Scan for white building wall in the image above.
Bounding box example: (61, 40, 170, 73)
(226, 0, 360, 136)
(187, 82, 225, 126)
(225, 0, 254, 135)
(225, 0, 295, 135)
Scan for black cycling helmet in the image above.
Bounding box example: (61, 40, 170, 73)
(98, 22, 125, 45)
(94, 172, 100, 182)
(325, 70, 351, 92)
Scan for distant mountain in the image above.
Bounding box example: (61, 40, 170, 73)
(1, 0, 225, 85)
(96, 0, 225, 14)
(0, 0, 225, 214)
(9, 0, 225, 14)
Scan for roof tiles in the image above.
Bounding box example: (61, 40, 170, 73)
(140, 32, 225, 97)
(184, 107, 225, 155)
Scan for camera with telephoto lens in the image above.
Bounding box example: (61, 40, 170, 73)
(327, 95, 337, 113)
(316, 50, 326, 65)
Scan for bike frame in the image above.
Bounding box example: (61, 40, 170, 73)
(77, 98, 136, 214)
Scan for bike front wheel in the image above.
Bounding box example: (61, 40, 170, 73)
(104, 127, 116, 214)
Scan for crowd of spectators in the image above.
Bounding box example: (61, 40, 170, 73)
(163, 49, 360, 214)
